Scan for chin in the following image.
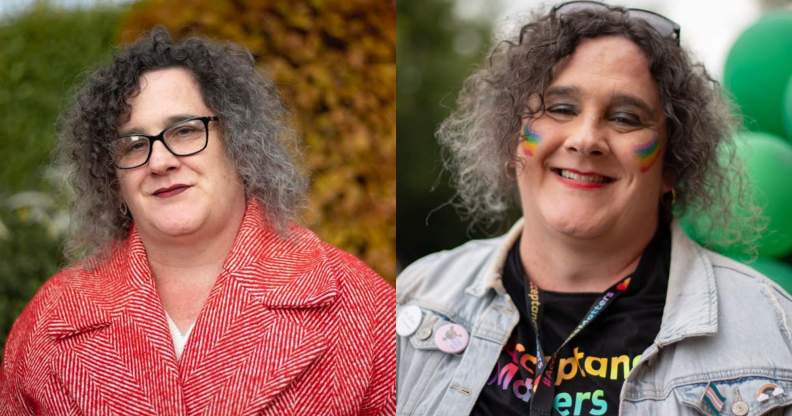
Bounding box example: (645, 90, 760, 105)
(150, 211, 206, 237)
(543, 210, 610, 241)
(154, 221, 201, 237)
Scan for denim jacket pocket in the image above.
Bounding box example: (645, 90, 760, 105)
(674, 375, 792, 416)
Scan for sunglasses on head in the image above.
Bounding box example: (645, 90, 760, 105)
(551, 0, 681, 45)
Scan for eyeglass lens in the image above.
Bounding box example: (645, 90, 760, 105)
(112, 118, 209, 169)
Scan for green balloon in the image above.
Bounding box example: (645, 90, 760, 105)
(681, 132, 792, 258)
(785, 76, 792, 140)
(745, 258, 792, 295)
(723, 12, 792, 138)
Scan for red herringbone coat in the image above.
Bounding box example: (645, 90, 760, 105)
(0, 202, 395, 415)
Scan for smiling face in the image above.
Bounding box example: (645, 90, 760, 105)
(116, 67, 246, 244)
(516, 36, 669, 242)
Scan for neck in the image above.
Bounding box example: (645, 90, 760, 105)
(518, 217, 657, 293)
(142, 206, 246, 284)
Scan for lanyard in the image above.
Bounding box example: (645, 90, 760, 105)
(524, 276, 632, 415)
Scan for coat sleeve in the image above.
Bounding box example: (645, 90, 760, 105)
(357, 271, 396, 416)
(1, 281, 49, 415)
(0, 274, 71, 415)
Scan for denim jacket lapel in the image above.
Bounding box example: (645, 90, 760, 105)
(654, 222, 719, 346)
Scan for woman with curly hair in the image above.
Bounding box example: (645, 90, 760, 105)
(397, 2, 792, 415)
(1, 28, 395, 415)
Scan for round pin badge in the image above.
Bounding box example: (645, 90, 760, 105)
(731, 388, 749, 416)
(434, 323, 469, 354)
(416, 326, 433, 340)
(396, 305, 423, 337)
(731, 401, 749, 416)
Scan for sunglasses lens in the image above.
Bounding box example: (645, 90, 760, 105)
(627, 10, 678, 40)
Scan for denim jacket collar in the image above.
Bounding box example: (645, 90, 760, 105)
(464, 219, 719, 346)
(465, 220, 524, 298)
(656, 222, 718, 345)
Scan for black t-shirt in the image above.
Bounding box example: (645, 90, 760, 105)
(472, 225, 670, 416)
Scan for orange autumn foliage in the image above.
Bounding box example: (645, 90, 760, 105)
(119, 0, 396, 283)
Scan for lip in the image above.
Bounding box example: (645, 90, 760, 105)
(551, 167, 616, 190)
(152, 184, 192, 198)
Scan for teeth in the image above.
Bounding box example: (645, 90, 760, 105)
(559, 169, 608, 183)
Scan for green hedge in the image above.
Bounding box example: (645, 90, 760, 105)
(0, 4, 124, 354)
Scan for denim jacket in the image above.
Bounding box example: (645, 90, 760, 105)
(397, 220, 792, 416)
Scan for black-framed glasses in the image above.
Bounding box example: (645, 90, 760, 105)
(110, 116, 219, 169)
(551, 1, 681, 45)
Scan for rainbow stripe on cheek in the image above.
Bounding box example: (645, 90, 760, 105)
(520, 126, 541, 156)
(634, 136, 662, 172)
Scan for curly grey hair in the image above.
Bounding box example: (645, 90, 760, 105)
(58, 27, 307, 260)
(437, 5, 761, 247)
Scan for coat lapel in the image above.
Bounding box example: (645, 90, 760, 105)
(179, 202, 339, 414)
(48, 235, 184, 415)
(180, 300, 331, 415)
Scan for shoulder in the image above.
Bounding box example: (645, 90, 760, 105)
(396, 233, 508, 312)
(280, 224, 393, 317)
(2, 267, 78, 381)
(4, 245, 135, 372)
(709, 250, 791, 300)
(299, 230, 396, 406)
(318, 237, 395, 307)
(673, 234, 792, 355)
(670, 226, 792, 336)
(707, 250, 792, 333)
(5, 268, 75, 344)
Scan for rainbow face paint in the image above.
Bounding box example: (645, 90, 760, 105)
(634, 136, 662, 172)
(520, 126, 541, 156)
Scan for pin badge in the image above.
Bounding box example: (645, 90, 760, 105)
(416, 326, 433, 340)
(731, 388, 749, 416)
(701, 382, 725, 415)
(434, 323, 469, 354)
(757, 383, 784, 402)
(396, 305, 423, 337)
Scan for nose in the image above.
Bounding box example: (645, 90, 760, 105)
(147, 140, 180, 173)
(564, 116, 609, 157)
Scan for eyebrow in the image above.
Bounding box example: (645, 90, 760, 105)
(544, 86, 580, 100)
(544, 86, 658, 119)
(118, 114, 198, 137)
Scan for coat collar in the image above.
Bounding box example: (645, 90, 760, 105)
(465, 218, 719, 343)
(49, 199, 338, 340)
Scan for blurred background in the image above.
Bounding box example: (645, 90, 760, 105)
(397, 0, 792, 290)
(0, 0, 395, 352)
(2, 0, 791, 356)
